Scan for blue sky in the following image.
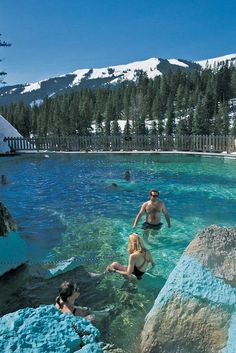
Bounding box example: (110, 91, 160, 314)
(1, 0, 236, 85)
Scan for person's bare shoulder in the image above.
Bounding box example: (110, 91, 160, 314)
(139, 201, 148, 209)
(130, 252, 139, 260)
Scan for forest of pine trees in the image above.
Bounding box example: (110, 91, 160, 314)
(0, 34, 11, 84)
(1, 65, 236, 137)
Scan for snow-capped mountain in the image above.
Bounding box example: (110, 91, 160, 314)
(0, 54, 235, 106)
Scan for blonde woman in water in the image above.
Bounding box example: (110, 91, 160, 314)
(107, 233, 155, 280)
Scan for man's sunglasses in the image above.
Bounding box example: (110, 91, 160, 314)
(151, 194, 158, 197)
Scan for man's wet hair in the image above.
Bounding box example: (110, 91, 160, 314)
(149, 188, 159, 196)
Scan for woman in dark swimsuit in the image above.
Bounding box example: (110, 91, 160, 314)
(107, 233, 155, 280)
(55, 281, 93, 320)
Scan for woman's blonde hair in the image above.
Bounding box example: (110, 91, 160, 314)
(128, 233, 146, 254)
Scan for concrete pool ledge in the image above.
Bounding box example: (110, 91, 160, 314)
(16, 150, 236, 159)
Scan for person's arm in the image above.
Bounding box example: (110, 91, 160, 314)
(133, 203, 146, 228)
(115, 254, 136, 276)
(74, 306, 90, 316)
(162, 202, 171, 227)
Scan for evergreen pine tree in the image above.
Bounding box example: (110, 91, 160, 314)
(123, 118, 132, 136)
(192, 95, 212, 135)
(94, 112, 103, 134)
(175, 84, 184, 119)
(135, 116, 146, 135)
(231, 115, 236, 136)
(231, 69, 236, 98)
(150, 121, 158, 135)
(123, 91, 130, 119)
(176, 118, 188, 135)
(151, 91, 164, 134)
(104, 116, 111, 135)
(111, 120, 121, 135)
(0, 34, 11, 83)
(165, 97, 175, 135)
(220, 101, 229, 134)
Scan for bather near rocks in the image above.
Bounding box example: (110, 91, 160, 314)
(0, 202, 17, 236)
(0, 265, 126, 353)
(141, 225, 236, 353)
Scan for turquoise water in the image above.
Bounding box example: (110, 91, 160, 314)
(1, 153, 236, 279)
(1, 153, 236, 351)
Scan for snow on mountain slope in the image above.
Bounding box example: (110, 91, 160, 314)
(71, 58, 162, 87)
(168, 59, 189, 67)
(196, 53, 236, 69)
(21, 81, 42, 94)
(0, 53, 235, 106)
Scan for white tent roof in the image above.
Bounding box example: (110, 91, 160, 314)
(0, 114, 22, 139)
(0, 115, 22, 153)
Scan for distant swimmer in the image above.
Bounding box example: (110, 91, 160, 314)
(133, 189, 171, 236)
(106, 182, 118, 190)
(1, 175, 7, 185)
(124, 170, 131, 181)
(106, 233, 155, 280)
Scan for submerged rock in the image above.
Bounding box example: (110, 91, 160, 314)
(0, 232, 28, 277)
(0, 202, 28, 276)
(141, 225, 236, 353)
(0, 304, 102, 353)
(0, 202, 17, 236)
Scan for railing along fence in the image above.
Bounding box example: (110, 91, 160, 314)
(4, 135, 236, 153)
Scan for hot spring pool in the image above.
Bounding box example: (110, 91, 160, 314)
(1, 153, 236, 350)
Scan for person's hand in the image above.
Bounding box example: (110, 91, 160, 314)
(106, 265, 115, 272)
(86, 314, 95, 321)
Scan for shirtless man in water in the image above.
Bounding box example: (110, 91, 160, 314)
(133, 189, 171, 235)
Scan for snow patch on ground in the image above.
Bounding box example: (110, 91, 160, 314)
(168, 59, 189, 67)
(21, 81, 41, 94)
(91, 119, 158, 133)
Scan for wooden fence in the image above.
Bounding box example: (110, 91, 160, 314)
(4, 135, 236, 153)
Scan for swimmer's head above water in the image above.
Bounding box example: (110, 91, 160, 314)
(128, 233, 145, 254)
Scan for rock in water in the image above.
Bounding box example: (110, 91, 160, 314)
(0, 202, 27, 276)
(141, 225, 236, 353)
(0, 305, 102, 353)
(0, 202, 17, 236)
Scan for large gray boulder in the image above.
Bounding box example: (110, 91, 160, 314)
(141, 226, 236, 353)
